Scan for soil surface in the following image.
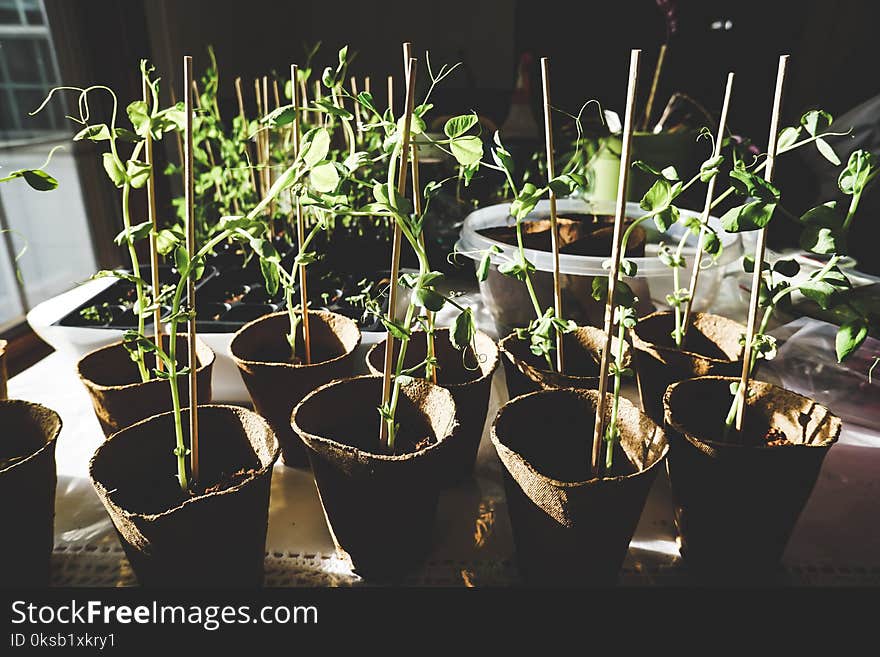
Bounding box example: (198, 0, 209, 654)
(507, 333, 602, 378)
(199, 468, 259, 495)
(637, 320, 731, 360)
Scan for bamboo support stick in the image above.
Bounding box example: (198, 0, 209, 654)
(143, 75, 163, 372)
(387, 75, 394, 115)
(169, 86, 185, 172)
(291, 64, 311, 365)
(234, 77, 259, 196)
(540, 57, 565, 374)
(591, 49, 641, 476)
(641, 43, 667, 131)
(183, 55, 200, 484)
(734, 55, 789, 433)
(364, 76, 371, 95)
(681, 73, 735, 341)
(273, 78, 281, 109)
(379, 57, 418, 446)
(403, 42, 437, 384)
(351, 76, 363, 139)
(254, 79, 266, 198)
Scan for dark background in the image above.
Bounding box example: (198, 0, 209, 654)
(43, 0, 880, 273)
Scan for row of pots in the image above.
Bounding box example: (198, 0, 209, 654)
(2, 308, 841, 586)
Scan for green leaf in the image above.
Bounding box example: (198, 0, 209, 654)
(101, 153, 126, 188)
(449, 135, 483, 167)
(127, 100, 151, 137)
(653, 205, 679, 232)
(699, 155, 724, 182)
(799, 201, 841, 227)
(799, 279, 837, 309)
(19, 168, 58, 191)
(772, 259, 800, 277)
(357, 92, 378, 117)
(476, 245, 500, 282)
(620, 258, 637, 277)
(259, 257, 280, 296)
(309, 162, 339, 193)
(173, 245, 189, 274)
(777, 126, 801, 151)
(414, 287, 446, 312)
(728, 169, 780, 202)
(702, 230, 722, 258)
(316, 97, 354, 120)
(156, 228, 181, 255)
(73, 124, 111, 141)
(126, 159, 151, 189)
(800, 225, 842, 255)
(509, 183, 542, 220)
(838, 149, 878, 196)
(444, 114, 479, 139)
(300, 128, 331, 169)
(262, 104, 297, 127)
(720, 201, 776, 232)
(639, 178, 672, 213)
(396, 113, 426, 135)
(800, 109, 833, 137)
(381, 317, 411, 341)
(815, 138, 840, 165)
(114, 221, 152, 246)
(836, 319, 868, 362)
(451, 308, 476, 350)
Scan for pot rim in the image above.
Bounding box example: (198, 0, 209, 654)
(499, 325, 631, 384)
(291, 374, 457, 463)
(631, 310, 744, 364)
(230, 309, 362, 371)
(88, 404, 280, 521)
(491, 387, 668, 489)
(77, 334, 215, 392)
(365, 327, 500, 390)
(0, 399, 62, 475)
(663, 375, 843, 451)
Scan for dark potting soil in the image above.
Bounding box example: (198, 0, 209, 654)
(245, 330, 345, 366)
(510, 334, 602, 378)
(639, 320, 730, 360)
(505, 408, 636, 482)
(109, 462, 261, 516)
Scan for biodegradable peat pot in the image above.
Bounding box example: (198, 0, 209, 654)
(78, 335, 215, 437)
(499, 325, 631, 400)
(366, 328, 498, 483)
(230, 310, 361, 467)
(491, 388, 668, 586)
(663, 376, 841, 577)
(292, 375, 458, 580)
(89, 405, 279, 587)
(631, 311, 744, 424)
(0, 401, 61, 587)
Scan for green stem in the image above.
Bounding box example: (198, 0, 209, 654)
(671, 228, 691, 347)
(604, 312, 627, 469)
(121, 181, 149, 382)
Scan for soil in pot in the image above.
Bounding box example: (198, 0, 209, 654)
(292, 375, 458, 580)
(491, 387, 668, 586)
(631, 311, 745, 424)
(230, 310, 361, 467)
(78, 335, 215, 437)
(0, 400, 61, 587)
(365, 328, 499, 484)
(663, 376, 841, 579)
(89, 405, 279, 587)
(499, 325, 630, 399)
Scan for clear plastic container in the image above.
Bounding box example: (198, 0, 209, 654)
(455, 198, 742, 335)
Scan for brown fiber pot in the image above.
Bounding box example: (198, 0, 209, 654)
(499, 326, 631, 400)
(491, 388, 668, 586)
(89, 405, 279, 587)
(292, 375, 458, 580)
(0, 401, 61, 587)
(231, 310, 361, 467)
(631, 311, 744, 424)
(78, 335, 215, 437)
(365, 328, 498, 484)
(663, 376, 841, 577)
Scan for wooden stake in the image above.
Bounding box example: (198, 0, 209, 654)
(641, 43, 667, 131)
(734, 55, 789, 432)
(183, 55, 200, 484)
(291, 64, 312, 365)
(379, 57, 418, 446)
(351, 76, 363, 138)
(272, 78, 281, 109)
(540, 57, 565, 374)
(254, 79, 266, 197)
(403, 42, 437, 385)
(143, 74, 163, 372)
(234, 76, 259, 196)
(591, 49, 641, 476)
(387, 75, 394, 115)
(681, 73, 735, 341)
(364, 76, 371, 95)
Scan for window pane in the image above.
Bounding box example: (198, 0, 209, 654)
(0, 0, 20, 25)
(2, 38, 40, 84)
